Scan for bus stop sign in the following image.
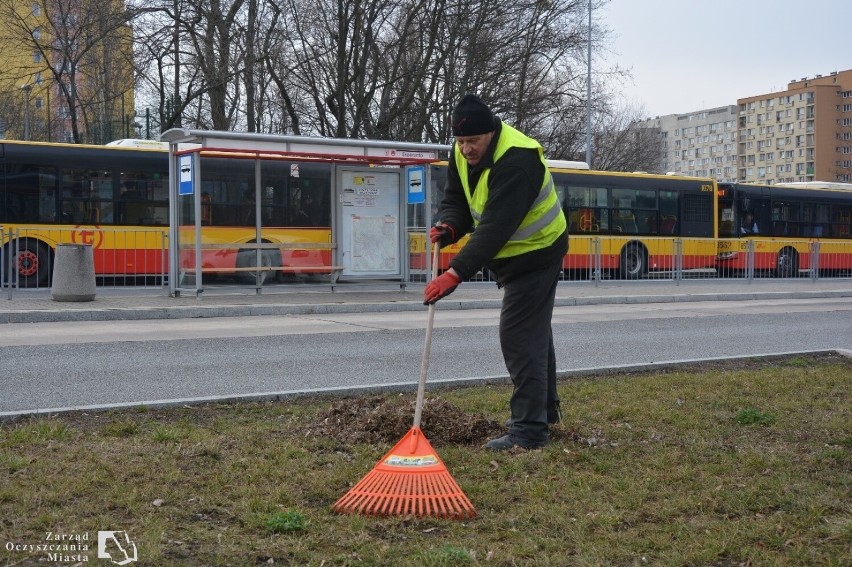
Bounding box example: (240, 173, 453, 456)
(179, 155, 193, 195)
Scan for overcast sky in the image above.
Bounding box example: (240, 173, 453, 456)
(599, 0, 852, 118)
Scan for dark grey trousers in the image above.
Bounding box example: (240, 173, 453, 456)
(499, 258, 561, 442)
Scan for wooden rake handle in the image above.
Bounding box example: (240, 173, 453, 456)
(412, 242, 441, 431)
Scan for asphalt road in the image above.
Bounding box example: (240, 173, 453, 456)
(2, 297, 851, 415)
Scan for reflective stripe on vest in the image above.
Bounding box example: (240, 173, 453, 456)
(454, 124, 566, 259)
(469, 176, 559, 241)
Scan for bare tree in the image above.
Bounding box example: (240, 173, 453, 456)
(0, 0, 641, 154)
(126, 0, 637, 159)
(0, 0, 136, 143)
(590, 101, 665, 172)
(131, 0, 250, 134)
(253, 0, 604, 144)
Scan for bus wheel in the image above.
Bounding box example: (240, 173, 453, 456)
(7, 239, 51, 288)
(235, 248, 276, 284)
(620, 243, 646, 280)
(775, 247, 799, 278)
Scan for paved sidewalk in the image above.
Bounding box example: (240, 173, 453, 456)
(1, 278, 851, 324)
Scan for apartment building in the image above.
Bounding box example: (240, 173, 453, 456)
(737, 69, 852, 183)
(638, 106, 739, 182)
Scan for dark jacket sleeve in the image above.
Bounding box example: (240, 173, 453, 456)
(449, 147, 545, 280)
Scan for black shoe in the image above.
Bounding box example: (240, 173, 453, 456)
(485, 434, 548, 451)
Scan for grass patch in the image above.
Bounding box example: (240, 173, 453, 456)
(7, 420, 69, 443)
(415, 544, 474, 566)
(1, 354, 850, 566)
(266, 509, 308, 533)
(736, 406, 777, 426)
(102, 419, 140, 438)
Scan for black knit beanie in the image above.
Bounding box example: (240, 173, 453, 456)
(451, 94, 496, 136)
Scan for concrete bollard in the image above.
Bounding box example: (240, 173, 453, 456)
(51, 244, 96, 302)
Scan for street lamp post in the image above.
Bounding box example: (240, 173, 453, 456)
(21, 84, 32, 141)
(585, 0, 592, 166)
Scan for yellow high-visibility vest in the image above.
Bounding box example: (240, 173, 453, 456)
(454, 123, 566, 258)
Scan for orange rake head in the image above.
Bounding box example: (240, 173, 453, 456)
(332, 426, 476, 520)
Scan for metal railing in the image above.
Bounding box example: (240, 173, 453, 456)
(574, 237, 851, 284)
(3, 229, 851, 299)
(2, 226, 168, 298)
(416, 236, 852, 285)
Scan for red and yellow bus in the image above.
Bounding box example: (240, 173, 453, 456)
(26, 139, 847, 287)
(0, 140, 336, 287)
(716, 181, 852, 276)
(416, 162, 719, 279)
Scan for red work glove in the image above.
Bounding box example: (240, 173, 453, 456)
(429, 222, 455, 247)
(424, 270, 461, 305)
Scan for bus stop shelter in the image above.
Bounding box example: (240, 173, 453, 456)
(159, 129, 449, 297)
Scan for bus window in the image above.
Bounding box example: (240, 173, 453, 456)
(833, 205, 851, 238)
(201, 192, 212, 225)
(120, 171, 168, 225)
(198, 158, 332, 228)
(771, 200, 799, 237)
(286, 166, 331, 227)
(236, 188, 255, 226)
(611, 209, 637, 233)
(740, 210, 759, 234)
(259, 161, 290, 226)
(3, 164, 56, 223)
(290, 187, 309, 226)
(59, 168, 113, 224)
(659, 191, 679, 234)
(801, 203, 831, 237)
(566, 185, 607, 233)
(38, 169, 58, 223)
(577, 208, 606, 233)
(199, 158, 256, 226)
(429, 164, 448, 225)
(718, 203, 736, 237)
(802, 203, 815, 236)
(611, 188, 654, 234)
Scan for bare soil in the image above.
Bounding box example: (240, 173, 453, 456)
(304, 395, 504, 445)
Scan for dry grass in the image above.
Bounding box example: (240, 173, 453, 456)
(1, 353, 850, 566)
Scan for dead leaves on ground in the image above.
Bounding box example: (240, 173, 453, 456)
(305, 395, 504, 445)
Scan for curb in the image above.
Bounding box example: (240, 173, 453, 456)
(1, 288, 851, 324)
(3, 349, 849, 421)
